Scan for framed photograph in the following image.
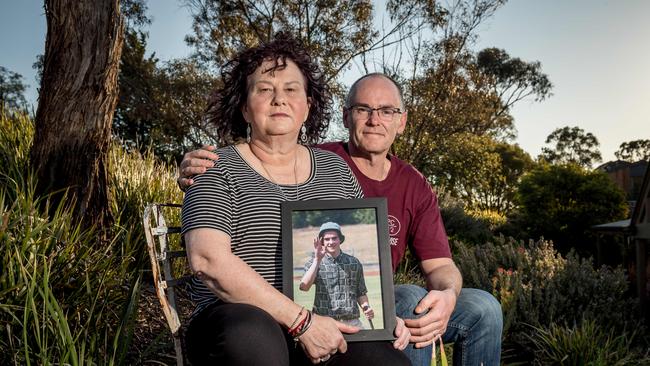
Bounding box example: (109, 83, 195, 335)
(281, 198, 396, 342)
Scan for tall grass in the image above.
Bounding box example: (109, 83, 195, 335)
(109, 144, 183, 269)
(0, 105, 182, 364)
(0, 107, 32, 178)
(527, 319, 648, 365)
(0, 171, 134, 364)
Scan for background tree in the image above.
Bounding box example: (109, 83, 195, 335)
(614, 139, 650, 162)
(391, 3, 551, 178)
(540, 126, 602, 168)
(516, 163, 628, 255)
(429, 134, 534, 213)
(475, 47, 552, 132)
(30, 0, 124, 229)
(113, 29, 159, 153)
(150, 0, 551, 210)
(113, 28, 217, 162)
(487, 141, 535, 212)
(183, 0, 429, 101)
(0, 66, 28, 109)
(124, 0, 552, 177)
(144, 58, 218, 160)
(374, 2, 551, 221)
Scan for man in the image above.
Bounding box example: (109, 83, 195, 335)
(300, 222, 375, 328)
(178, 73, 503, 365)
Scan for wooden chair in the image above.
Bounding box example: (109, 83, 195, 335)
(143, 203, 192, 366)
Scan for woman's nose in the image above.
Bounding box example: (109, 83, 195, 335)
(271, 91, 287, 105)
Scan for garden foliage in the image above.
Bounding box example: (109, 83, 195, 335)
(452, 236, 645, 357)
(527, 319, 644, 366)
(0, 107, 180, 364)
(438, 193, 499, 244)
(3, 106, 647, 364)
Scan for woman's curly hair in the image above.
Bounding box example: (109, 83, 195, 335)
(206, 33, 331, 146)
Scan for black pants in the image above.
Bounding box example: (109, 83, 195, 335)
(185, 302, 411, 366)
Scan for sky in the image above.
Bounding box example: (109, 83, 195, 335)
(1, 1, 648, 163)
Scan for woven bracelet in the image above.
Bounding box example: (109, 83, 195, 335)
(289, 311, 309, 337)
(292, 310, 313, 340)
(288, 306, 305, 333)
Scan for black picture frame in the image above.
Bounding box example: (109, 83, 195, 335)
(281, 198, 396, 342)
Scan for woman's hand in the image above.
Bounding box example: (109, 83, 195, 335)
(393, 317, 410, 351)
(297, 314, 359, 363)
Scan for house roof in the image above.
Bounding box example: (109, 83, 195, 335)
(596, 160, 631, 172)
(591, 219, 631, 233)
(596, 159, 647, 176)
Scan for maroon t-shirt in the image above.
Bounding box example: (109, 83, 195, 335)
(318, 142, 451, 271)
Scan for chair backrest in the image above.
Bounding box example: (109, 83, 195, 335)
(143, 203, 192, 366)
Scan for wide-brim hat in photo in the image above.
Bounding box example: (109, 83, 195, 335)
(318, 221, 345, 243)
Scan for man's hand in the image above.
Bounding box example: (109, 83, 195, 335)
(177, 145, 219, 190)
(313, 237, 326, 261)
(403, 289, 456, 348)
(392, 317, 410, 350)
(361, 304, 374, 320)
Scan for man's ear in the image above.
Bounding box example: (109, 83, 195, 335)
(396, 110, 407, 135)
(342, 108, 351, 129)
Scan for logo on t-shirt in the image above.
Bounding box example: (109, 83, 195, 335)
(388, 215, 401, 236)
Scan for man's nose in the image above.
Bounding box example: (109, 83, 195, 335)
(366, 111, 381, 126)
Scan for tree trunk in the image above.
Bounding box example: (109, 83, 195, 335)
(31, 0, 123, 230)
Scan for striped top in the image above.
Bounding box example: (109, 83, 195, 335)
(181, 145, 363, 315)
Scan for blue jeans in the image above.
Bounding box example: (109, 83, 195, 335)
(395, 285, 503, 366)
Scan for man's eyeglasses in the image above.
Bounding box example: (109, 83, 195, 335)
(347, 105, 402, 121)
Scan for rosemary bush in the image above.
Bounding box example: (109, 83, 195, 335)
(452, 236, 646, 361)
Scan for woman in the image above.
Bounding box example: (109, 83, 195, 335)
(181, 34, 410, 365)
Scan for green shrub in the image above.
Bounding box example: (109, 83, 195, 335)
(515, 163, 628, 256)
(453, 236, 639, 345)
(394, 247, 426, 287)
(466, 208, 507, 230)
(527, 319, 648, 365)
(438, 194, 495, 244)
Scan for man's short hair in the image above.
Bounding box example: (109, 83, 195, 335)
(345, 73, 405, 110)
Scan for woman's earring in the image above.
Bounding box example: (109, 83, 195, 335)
(246, 124, 251, 143)
(300, 124, 308, 144)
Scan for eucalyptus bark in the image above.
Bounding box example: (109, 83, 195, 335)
(31, 0, 124, 229)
